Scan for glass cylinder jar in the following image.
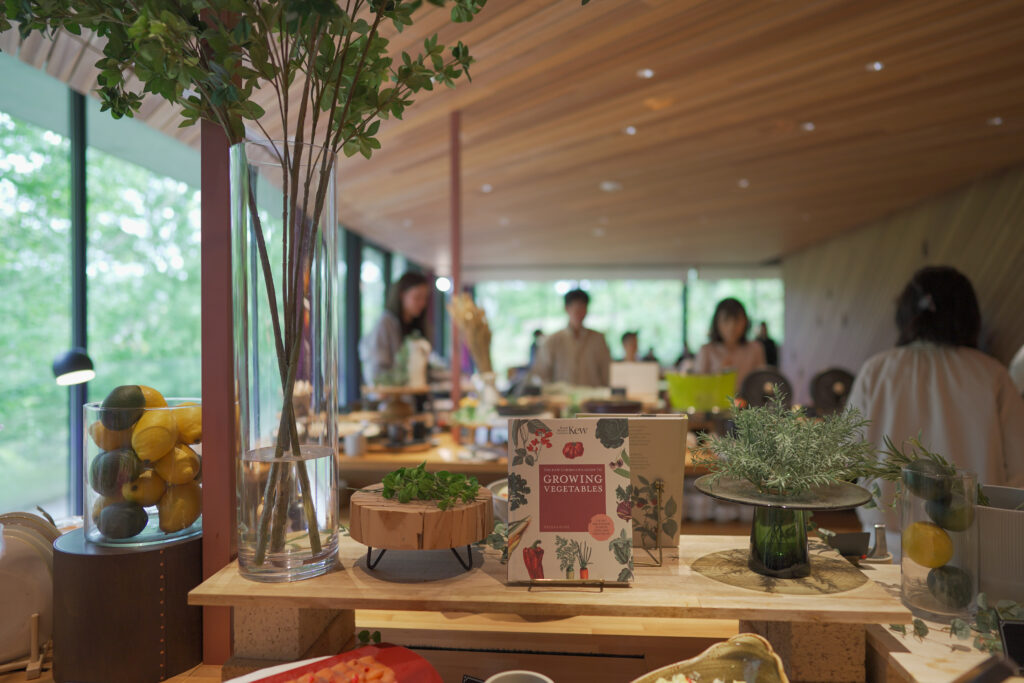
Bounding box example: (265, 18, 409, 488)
(83, 397, 202, 546)
(748, 506, 809, 578)
(900, 468, 978, 619)
(231, 140, 339, 582)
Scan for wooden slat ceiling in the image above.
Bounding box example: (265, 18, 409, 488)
(4, 0, 1024, 275)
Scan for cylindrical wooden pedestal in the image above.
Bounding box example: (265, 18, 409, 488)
(53, 529, 202, 683)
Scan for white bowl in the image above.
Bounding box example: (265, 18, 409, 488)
(487, 478, 509, 525)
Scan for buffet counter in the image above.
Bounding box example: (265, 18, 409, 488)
(190, 535, 914, 682)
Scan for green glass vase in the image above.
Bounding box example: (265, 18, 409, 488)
(748, 506, 810, 578)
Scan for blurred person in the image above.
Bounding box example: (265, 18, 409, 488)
(756, 321, 779, 367)
(359, 271, 431, 386)
(695, 298, 765, 389)
(531, 289, 611, 387)
(675, 342, 696, 373)
(849, 266, 1024, 554)
(621, 331, 639, 362)
(528, 328, 545, 366)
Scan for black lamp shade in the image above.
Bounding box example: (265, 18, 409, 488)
(53, 347, 95, 386)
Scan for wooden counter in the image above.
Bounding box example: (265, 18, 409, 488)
(191, 534, 911, 681)
(192, 534, 908, 624)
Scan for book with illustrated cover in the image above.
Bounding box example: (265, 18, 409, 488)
(579, 413, 687, 548)
(506, 417, 634, 584)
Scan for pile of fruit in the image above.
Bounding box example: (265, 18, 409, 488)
(901, 459, 974, 609)
(88, 385, 202, 540)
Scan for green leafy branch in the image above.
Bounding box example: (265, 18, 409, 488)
(381, 462, 480, 510)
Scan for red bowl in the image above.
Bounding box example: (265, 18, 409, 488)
(250, 644, 441, 683)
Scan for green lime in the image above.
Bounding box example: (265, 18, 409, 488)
(97, 501, 148, 539)
(100, 385, 146, 430)
(902, 460, 952, 501)
(926, 494, 974, 532)
(927, 565, 973, 609)
(89, 448, 143, 497)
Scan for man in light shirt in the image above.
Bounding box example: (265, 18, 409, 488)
(531, 289, 611, 387)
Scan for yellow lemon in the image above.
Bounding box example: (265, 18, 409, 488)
(131, 409, 178, 462)
(173, 402, 202, 444)
(903, 521, 953, 568)
(158, 481, 201, 533)
(138, 385, 167, 408)
(122, 470, 167, 507)
(88, 420, 133, 451)
(154, 443, 201, 485)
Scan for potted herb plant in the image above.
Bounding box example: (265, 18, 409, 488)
(694, 392, 875, 578)
(3, 0, 489, 581)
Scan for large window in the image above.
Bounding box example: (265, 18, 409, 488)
(0, 109, 72, 515)
(360, 244, 386, 337)
(476, 277, 785, 380)
(476, 280, 685, 379)
(86, 147, 203, 403)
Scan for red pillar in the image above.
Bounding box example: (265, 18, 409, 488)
(200, 119, 235, 665)
(449, 110, 462, 407)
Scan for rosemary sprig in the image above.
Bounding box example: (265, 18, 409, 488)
(695, 389, 875, 496)
(381, 462, 480, 510)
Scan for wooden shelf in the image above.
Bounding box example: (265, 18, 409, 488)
(190, 534, 910, 625)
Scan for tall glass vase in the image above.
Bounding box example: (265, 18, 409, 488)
(231, 141, 339, 582)
(748, 506, 809, 578)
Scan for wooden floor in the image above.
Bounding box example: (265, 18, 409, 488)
(2, 512, 862, 683)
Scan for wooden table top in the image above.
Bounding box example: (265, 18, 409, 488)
(190, 534, 911, 625)
(864, 563, 1024, 683)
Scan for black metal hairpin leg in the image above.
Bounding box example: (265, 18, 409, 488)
(451, 545, 473, 572)
(366, 547, 387, 570)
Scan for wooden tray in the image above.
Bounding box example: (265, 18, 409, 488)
(349, 485, 493, 551)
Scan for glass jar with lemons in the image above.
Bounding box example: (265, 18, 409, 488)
(83, 386, 202, 546)
(901, 466, 978, 619)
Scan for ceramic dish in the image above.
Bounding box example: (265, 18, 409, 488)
(0, 526, 53, 663)
(631, 633, 789, 683)
(0, 512, 60, 543)
(487, 478, 509, 524)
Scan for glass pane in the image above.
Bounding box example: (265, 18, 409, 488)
(392, 253, 407, 281)
(86, 147, 202, 404)
(360, 244, 386, 337)
(0, 108, 72, 514)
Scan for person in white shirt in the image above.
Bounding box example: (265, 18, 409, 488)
(848, 266, 1024, 555)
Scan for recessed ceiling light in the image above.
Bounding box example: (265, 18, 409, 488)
(987, 116, 1004, 126)
(600, 180, 623, 192)
(435, 276, 452, 293)
(593, 227, 605, 237)
(637, 68, 655, 79)
(865, 61, 885, 72)
(800, 121, 816, 132)
(481, 183, 493, 193)
(737, 178, 750, 189)
(624, 125, 637, 136)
